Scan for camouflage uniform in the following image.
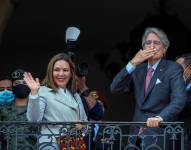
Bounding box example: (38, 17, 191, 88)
(0, 104, 37, 150)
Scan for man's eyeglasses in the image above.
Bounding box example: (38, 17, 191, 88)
(144, 40, 162, 46)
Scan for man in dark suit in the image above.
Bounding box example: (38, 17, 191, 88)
(111, 27, 187, 149)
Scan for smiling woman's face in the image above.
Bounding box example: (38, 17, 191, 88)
(53, 60, 72, 89)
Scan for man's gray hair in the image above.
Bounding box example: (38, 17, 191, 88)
(142, 27, 170, 49)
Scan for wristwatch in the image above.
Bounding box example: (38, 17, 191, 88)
(81, 89, 91, 97)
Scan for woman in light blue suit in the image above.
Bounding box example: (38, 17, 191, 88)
(24, 53, 87, 150)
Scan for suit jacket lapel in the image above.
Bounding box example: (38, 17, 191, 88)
(55, 93, 78, 110)
(144, 59, 166, 100)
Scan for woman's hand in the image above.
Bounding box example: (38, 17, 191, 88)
(23, 72, 40, 95)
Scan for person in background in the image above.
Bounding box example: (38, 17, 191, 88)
(88, 90, 120, 150)
(0, 69, 31, 121)
(0, 69, 36, 150)
(76, 76, 104, 121)
(24, 53, 88, 150)
(0, 75, 14, 106)
(11, 69, 31, 109)
(0, 74, 14, 150)
(1, 69, 31, 121)
(110, 27, 187, 149)
(176, 53, 191, 86)
(176, 53, 191, 150)
(89, 90, 112, 150)
(76, 76, 106, 149)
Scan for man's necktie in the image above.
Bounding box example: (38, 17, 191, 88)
(145, 66, 154, 92)
(138, 67, 154, 137)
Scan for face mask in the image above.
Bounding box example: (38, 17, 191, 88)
(0, 90, 15, 105)
(12, 84, 31, 98)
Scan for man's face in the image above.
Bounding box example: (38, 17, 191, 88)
(176, 57, 191, 83)
(0, 79, 12, 91)
(143, 33, 166, 61)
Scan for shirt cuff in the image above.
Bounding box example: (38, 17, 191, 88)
(126, 62, 136, 74)
(29, 94, 38, 100)
(155, 116, 163, 121)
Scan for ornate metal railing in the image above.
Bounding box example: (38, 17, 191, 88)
(0, 121, 184, 150)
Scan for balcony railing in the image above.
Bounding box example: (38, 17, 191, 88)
(0, 121, 184, 150)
